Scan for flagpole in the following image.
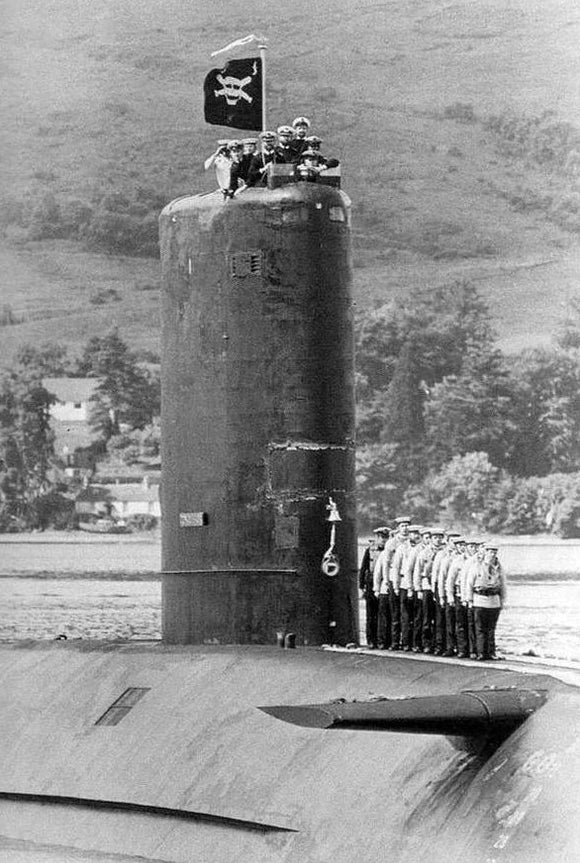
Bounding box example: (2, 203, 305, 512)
(259, 44, 267, 132)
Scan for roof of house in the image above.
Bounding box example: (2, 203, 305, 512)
(76, 484, 159, 503)
(110, 484, 160, 503)
(43, 377, 102, 404)
(96, 471, 161, 485)
(76, 486, 112, 503)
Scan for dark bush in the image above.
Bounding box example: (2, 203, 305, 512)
(484, 110, 580, 170)
(27, 193, 65, 240)
(90, 288, 122, 306)
(443, 103, 476, 123)
(552, 498, 580, 538)
(126, 513, 158, 531)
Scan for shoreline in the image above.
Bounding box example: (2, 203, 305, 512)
(2, 531, 580, 576)
(2, 529, 580, 546)
(0, 530, 160, 544)
(0, 564, 580, 584)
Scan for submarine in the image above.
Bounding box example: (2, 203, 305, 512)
(0, 165, 579, 863)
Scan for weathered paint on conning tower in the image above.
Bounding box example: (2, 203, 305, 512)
(159, 183, 358, 646)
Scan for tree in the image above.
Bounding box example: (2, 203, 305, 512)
(424, 344, 518, 471)
(354, 281, 502, 513)
(76, 330, 160, 440)
(509, 338, 580, 475)
(0, 364, 56, 529)
(421, 451, 501, 530)
(380, 340, 426, 444)
(355, 280, 498, 445)
(106, 419, 161, 466)
(356, 442, 401, 529)
(14, 343, 71, 377)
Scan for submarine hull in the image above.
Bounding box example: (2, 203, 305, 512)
(0, 642, 579, 863)
(159, 185, 357, 646)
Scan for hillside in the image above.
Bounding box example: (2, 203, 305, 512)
(1, 0, 580, 361)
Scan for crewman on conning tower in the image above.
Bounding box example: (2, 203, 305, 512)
(276, 125, 295, 162)
(246, 130, 288, 187)
(289, 116, 311, 162)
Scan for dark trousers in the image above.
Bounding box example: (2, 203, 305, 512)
(467, 607, 477, 656)
(474, 606, 501, 659)
(413, 595, 423, 650)
(455, 599, 469, 657)
(445, 603, 456, 654)
(376, 594, 391, 648)
(434, 597, 446, 653)
(400, 589, 414, 649)
(389, 586, 401, 648)
(421, 591, 435, 651)
(364, 593, 379, 647)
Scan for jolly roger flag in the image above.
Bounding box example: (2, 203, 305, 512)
(203, 57, 262, 130)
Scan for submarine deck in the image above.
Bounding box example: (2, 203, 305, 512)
(1, 642, 579, 863)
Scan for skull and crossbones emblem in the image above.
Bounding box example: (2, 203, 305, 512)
(214, 74, 253, 106)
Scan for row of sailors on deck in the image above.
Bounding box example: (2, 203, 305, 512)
(358, 518, 507, 661)
(204, 116, 340, 196)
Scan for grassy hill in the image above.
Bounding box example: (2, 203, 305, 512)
(1, 0, 580, 362)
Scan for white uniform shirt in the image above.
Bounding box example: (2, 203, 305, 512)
(465, 561, 506, 608)
(390, 541, 421, 593)
(460, 554, 479, 602)
(373, 535, 401, 595)
(445, 554, 466, 605)
(412, 545, 437, 593)
(432, 548, 453, 600)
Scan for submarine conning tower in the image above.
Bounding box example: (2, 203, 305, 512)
(159, 168, 358, 646)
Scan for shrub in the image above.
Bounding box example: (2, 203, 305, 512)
(500, 478, 545, 534)
(443, 103, 476, 123)
(428, 452, 501, 529)
(551, 498, 580, 538)
(90, 288, 122, 306)
(126, 513, 157, 531)
(26, 193, 65, 240)
(59, 198, 93, 238)
(484, 110, 580, 171)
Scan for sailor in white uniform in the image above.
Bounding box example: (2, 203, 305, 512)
(465, 544, 506, 660)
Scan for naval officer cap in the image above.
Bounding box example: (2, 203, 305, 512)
(394, 516, 411, 525)
(420, 527, 432, 536)
(292, 116, 311, 128)
(452, 536, 466, 545)
(260, 130, 277, 140)
(277, 125, 294, 136)
(485, 543, 499, 551)
(373, 526, 390, 536)
(408, 524, 422, 533)
(430, 527, 446, 536)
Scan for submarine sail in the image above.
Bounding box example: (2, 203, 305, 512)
(159, 173, 358, 646)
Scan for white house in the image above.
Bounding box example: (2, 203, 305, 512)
(43, 377, 102, 462)
(44, 377, 101, 423)
(75, 480, 161, 520)
(108, 482, 161, 519)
